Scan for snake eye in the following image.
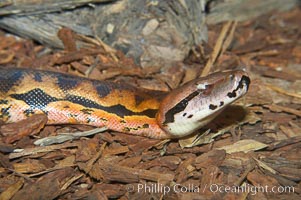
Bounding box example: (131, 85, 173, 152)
(229, 74, 235, 81)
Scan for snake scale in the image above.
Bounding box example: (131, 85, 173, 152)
(0, 67, 250, 139)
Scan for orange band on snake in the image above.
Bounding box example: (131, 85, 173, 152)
(0, 67, 250, 139)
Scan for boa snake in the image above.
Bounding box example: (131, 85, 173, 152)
(0, 67, 250, 139)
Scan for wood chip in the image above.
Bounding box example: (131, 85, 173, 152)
(1, 114, 47, 144)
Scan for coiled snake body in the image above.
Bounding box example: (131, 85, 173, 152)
(0, 67, 250, 139)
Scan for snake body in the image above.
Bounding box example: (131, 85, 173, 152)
(0, 67, 250, 139)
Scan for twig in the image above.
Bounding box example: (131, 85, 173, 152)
(9, 143, 79, 159)
(34, 127, 108, 146)
(265, 84, 301, 99)
(201, 21, 234, 77)
(221, 21, 237, 54)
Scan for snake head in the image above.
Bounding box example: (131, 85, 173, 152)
(156, 70, 250, 138)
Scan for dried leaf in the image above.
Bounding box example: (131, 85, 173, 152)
(217, 139, 267, 154)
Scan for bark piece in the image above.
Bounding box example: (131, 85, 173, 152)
(1, 114, 47, 143)
(0, 0, 207, 67)
(11, 168, 73, 200)
(0, 0, 114, 16)
(206, 0, 299, 24)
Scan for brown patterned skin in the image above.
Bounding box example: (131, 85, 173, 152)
(0, 67, 250, 139)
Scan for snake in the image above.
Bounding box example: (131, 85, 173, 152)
(0, 67, 250, 139)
